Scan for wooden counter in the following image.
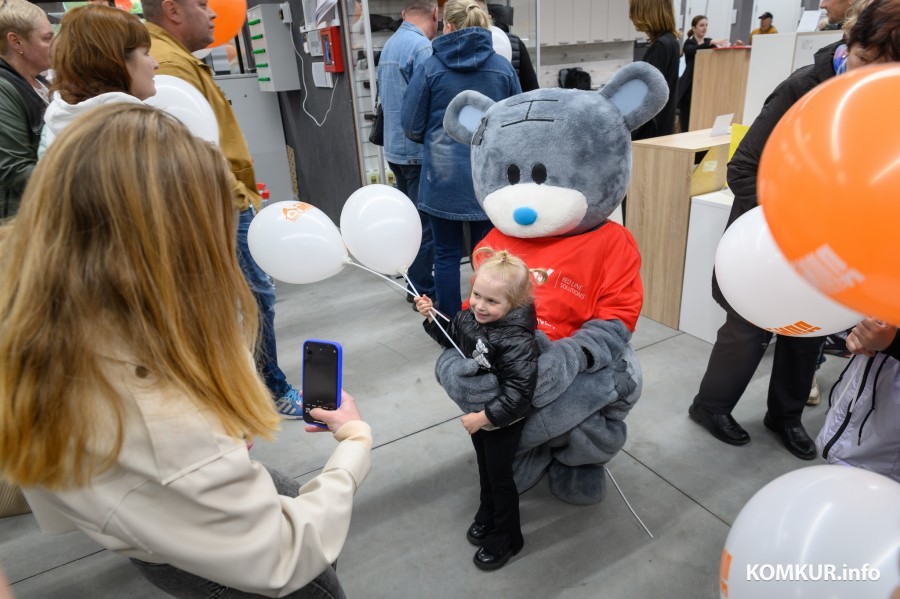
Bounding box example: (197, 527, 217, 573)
(627, 128, 731, 328)
(690, 47, 751, 131)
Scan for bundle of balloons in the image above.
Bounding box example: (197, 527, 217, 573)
(246, 184, 422, 288)
(716, 64, 900, 334)
(717, 64, 900, 598)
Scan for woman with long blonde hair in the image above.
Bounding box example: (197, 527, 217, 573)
(0, 104, 371, 598)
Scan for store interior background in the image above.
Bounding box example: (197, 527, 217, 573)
(1, 0, 868, 597)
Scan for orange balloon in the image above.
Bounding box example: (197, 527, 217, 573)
(208, 0, 247, 48)
(114, 0, 133, 10)
(759, 64, 900, 325)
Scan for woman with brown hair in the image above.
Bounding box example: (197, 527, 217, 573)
(629, 0, 680, 139)
(39, 4, 158, 154)
(676, 14, 730, 131)
(0, 0, 52, 218)
(0, 104, 372, 598)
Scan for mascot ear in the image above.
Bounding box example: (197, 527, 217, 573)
(444, 91, 496, 145)
(600, 61, 669, 132)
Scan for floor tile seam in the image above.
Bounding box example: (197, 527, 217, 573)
(9, 548, 107, 586)
(618, 448, 732, 528)
(292, 416, 461, 479)
(633, 330, 686, 352)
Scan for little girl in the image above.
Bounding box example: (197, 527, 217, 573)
(415, 247, 542, 571)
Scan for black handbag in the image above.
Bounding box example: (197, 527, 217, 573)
(369, 90, 384, 146)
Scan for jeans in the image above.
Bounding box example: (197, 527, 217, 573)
(237, 207, 290, 398)
(429, 216, 493, 316)
(131, 464, 345, 599)
(388, 162, 434, 297)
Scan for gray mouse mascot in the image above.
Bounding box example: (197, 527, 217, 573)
(437, 61, 668, 505)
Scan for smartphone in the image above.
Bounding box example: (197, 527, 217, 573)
(301, 339, 343, 428)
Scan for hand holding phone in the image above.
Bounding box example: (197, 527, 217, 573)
(301, 339, 343, 428)
(305, 390, 362, 433)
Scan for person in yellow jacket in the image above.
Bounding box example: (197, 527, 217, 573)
(142, 0, 304, 418)
(749, 12, 779, 44)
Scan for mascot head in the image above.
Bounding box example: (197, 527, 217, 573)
(443, 62, 667, 238)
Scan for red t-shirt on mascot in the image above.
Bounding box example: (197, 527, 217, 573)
(473, 223, 643, 340)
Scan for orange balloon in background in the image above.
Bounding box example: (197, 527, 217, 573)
(114, 0, 133, 10)
(208, 0, 247, 48)
(759, 64, 900, 325)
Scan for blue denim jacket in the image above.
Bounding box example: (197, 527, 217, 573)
(376, 22, 433, 165)
(402, 28, 520, 220)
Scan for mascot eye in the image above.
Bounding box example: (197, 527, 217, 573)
(532, 163, 547, 185)
(507, 164, 521, 184)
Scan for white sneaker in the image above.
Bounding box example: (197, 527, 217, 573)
(807, 377, 820, 406)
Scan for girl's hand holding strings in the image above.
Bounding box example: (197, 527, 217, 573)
(415, 295, 434, 321)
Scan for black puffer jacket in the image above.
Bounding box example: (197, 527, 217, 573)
(424, 303, 538, 427)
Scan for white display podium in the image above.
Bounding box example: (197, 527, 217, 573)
(679, 189, 734, 344)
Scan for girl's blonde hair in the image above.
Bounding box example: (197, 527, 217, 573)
(0, 104, 279, 490)
(0, 0, 47, 55)
(443, 0, 491, 31)
(629, 0, 680, 42)
(471, 247, 546, 309)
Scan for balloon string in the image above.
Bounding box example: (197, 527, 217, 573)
(344, 261, 465, 358)
(346, 260, 413, 295)
(400, 272, 449, 322)
(401, 271, 464, 357)
(606, 467, 653, 539)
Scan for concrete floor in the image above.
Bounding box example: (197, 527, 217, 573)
(0, 263, 847, 599)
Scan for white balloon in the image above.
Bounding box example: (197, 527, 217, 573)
(715, 206, 862, 337)
(248, 201, 348, 284)
(340, 184, 422, 276)
(145, 74, 219, 145)
(491, 26, 513, 63)
(722, 465, 900, 599)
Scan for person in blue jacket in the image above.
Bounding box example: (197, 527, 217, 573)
(402, 0, 520, 317)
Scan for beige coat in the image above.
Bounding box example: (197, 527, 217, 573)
(24, 353, 372, 598)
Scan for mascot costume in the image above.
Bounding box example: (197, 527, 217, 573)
(436, 62, 668, 505)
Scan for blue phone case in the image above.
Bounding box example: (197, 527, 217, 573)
(301, 339, 343, 428)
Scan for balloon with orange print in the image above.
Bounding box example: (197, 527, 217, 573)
(759, 64, 900, 325)
(208, 0, 247, 48)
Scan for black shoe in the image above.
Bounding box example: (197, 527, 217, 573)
(473, 544, 522, 571)
(763, 414, 817, 460)
(689, 404, 750, 446)
(466, 522, 489, 546)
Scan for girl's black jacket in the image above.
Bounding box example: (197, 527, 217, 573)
(424, 303, 538, 428)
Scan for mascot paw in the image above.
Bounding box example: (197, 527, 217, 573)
(548, 461, 608, 505)
(435, 349, 498, 409)
(533, 335, 587, 407)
